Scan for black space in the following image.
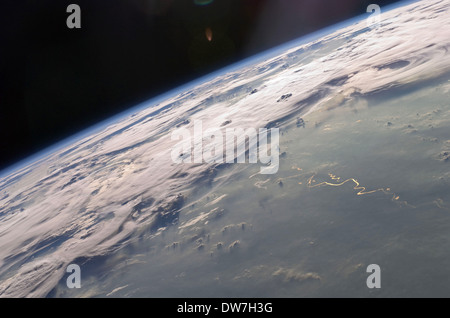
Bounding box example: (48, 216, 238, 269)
(0, 0, 401, 171)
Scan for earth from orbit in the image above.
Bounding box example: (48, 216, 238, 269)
(1, 0, 449, 297)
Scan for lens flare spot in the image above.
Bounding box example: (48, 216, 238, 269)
(205, 27, 213, 42)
